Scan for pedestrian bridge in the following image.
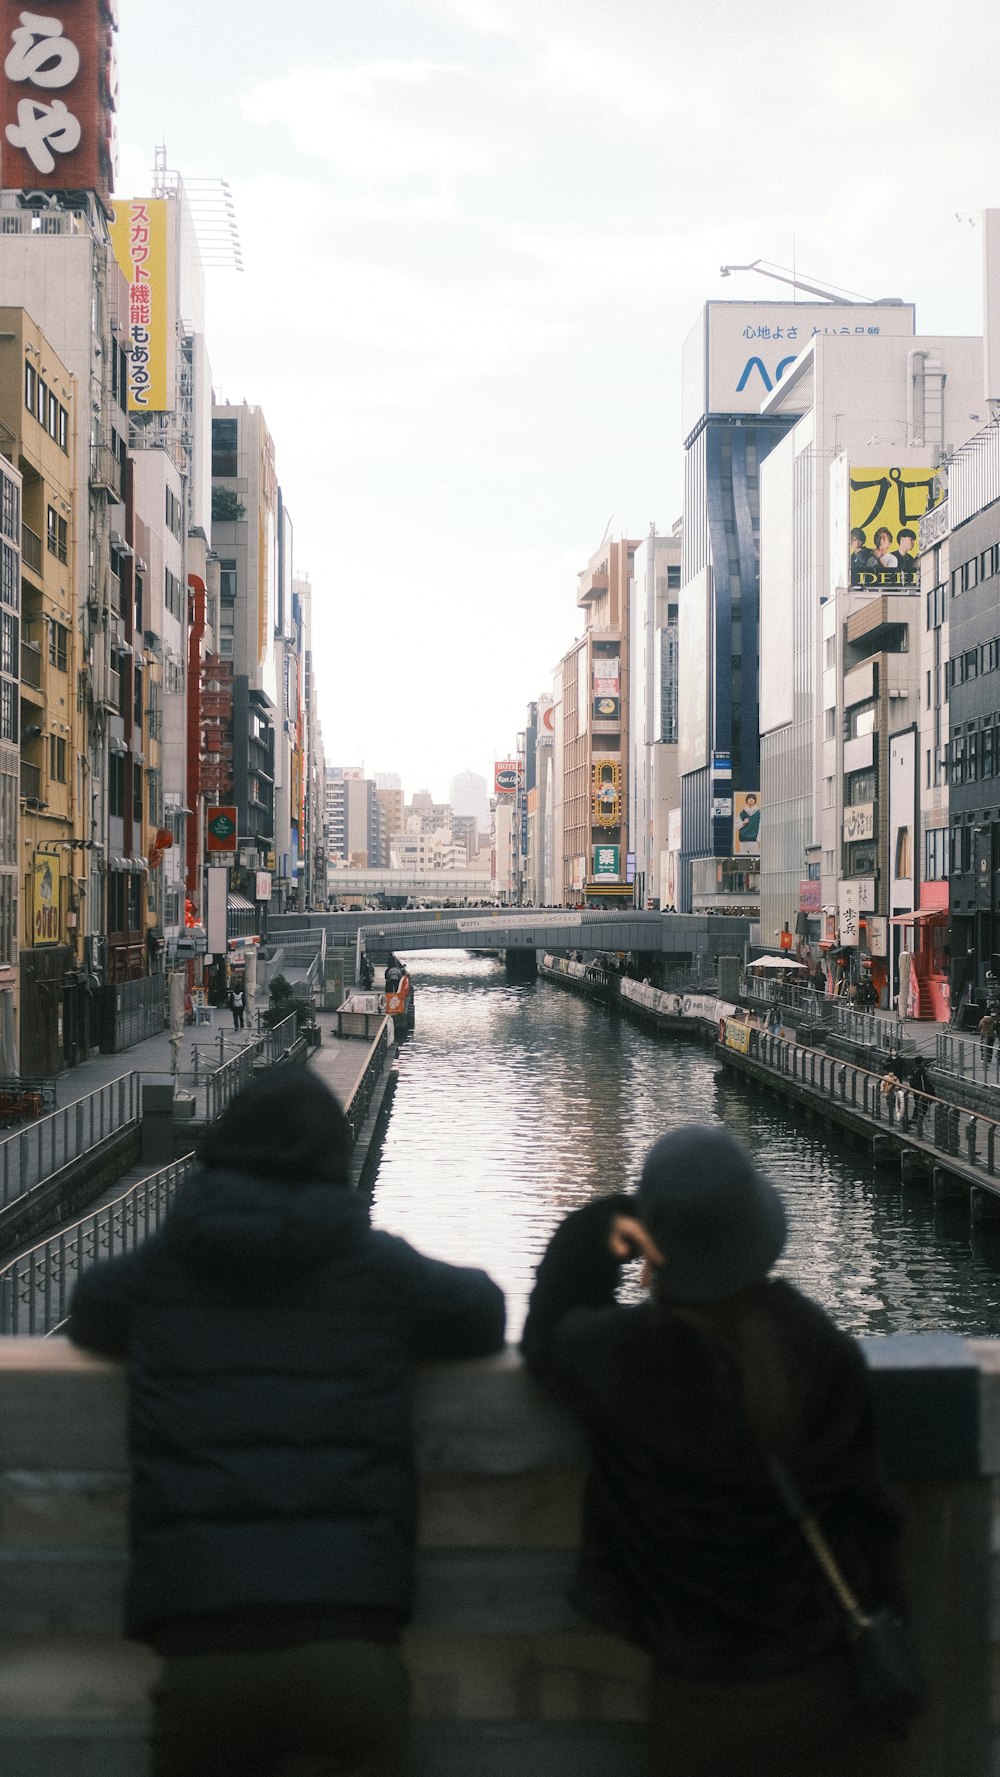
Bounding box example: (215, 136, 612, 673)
(271, 909, 753, 962)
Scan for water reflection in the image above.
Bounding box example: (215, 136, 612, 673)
(369, 952, 1000, 1339)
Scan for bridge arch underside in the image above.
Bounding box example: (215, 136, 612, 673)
(270, 911, 753, 962)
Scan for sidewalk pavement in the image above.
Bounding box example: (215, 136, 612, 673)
(52, 994, 378, 1108)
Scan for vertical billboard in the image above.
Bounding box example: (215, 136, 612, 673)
(1, 0, 118, 207)
(592, 654, 620, 722)
(733, 791, 761, 855)
(838, 881, 860, 948)
(592, 844, 620, 878)
(537, 695, 555, 748)
(109, 197, 172, 410)
(494, 760, 517, 797)
(849, 467, 940, 588)
(32, 853, 60, 945)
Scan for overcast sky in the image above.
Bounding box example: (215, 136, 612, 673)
(115, 0, 1000, 802)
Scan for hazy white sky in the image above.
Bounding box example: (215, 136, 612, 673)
(115, 0, 1000, 801)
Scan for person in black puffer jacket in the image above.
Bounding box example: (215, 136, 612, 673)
(69, 1068, 505, 1777)
(522, 1124, 910, 1777)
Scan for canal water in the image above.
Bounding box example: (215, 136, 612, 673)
(369, 952, 1000, 1341)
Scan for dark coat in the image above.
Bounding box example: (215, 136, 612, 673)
(522, 1196, 900, 1681)
(69, 1166, 505, 1644)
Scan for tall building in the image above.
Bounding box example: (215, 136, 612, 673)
(112, 162, 215, 967)
(558, 535, 637, 905)
(211, 402, 278, 904)
(0, 450, 20, 1072)
(0, 190, 130, 1046)
(756, 319, 982, 986)
(0, 312, 86, 1070)
(325, 767, 380, 869)
(628, 523, 682, 909)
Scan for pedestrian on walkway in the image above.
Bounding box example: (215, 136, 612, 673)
(908, 1055, 933, 1134)
(68, 1070, 506, 1777)
(228, 982, 246, 1031)
(978, 1010, 997, 1069)
(522, 1125, 910, 1777)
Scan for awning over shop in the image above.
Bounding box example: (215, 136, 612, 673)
(889, 909, 947, 925)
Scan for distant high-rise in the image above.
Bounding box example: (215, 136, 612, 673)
(450, 770, 490, 831)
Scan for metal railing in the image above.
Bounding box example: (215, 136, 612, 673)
(739, 976, 903, 1051)
(19, 759, 41, 800)
(0, 1074, 141, 1210)
(0, 1153, 195, 1336)
(732, 1027, 1000, 1187)
(21, 521, 42, 574)
(934, 1033, 1000, 1090)
(20, 640, 42, 688)
(200, 1013, 299, 1123)
(342, 1023, 390, 1145)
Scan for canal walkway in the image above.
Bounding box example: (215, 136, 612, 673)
(540, 953, 1000, 1224)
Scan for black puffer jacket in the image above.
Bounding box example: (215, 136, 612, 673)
(522, 1196, 901, 1680)
(69, 1166, 505, 1644)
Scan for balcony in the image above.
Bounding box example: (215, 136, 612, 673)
(577, 564, 609, 607)
(90, 443, 122, 498)
(21, 523, 42, 576)
(20, 759, 41, 801)
(20, 641, 42, 690)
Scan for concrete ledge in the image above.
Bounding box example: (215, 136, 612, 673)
(2, 1338, 999, 1775)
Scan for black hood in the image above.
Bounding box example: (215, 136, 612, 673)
(163, 1166, 370, 1288)
(199, 1070, 352, 1186)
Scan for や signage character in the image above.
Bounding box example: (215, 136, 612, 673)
(4, 11, 81, 172)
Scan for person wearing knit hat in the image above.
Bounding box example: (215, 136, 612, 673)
(522, 1124, 907, 1777)
(69, 1069, 505, 1777)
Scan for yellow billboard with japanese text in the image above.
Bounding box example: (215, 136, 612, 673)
(109, 197, 172, 411)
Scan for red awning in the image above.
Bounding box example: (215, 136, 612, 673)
(889, 909, 947, 925)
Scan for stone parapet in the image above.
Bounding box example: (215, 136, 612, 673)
(0, 1338, 996, 1775)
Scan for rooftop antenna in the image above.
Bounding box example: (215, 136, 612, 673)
(718, 259, 901, 305)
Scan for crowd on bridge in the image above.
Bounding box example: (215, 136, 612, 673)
(66, 1069, 920, 1776)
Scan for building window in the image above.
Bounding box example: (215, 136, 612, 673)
(0, 610, 16, 676)
(1, 542, 16, 607)
(0, 677, 15, 741)
(1, 473, 18, 542)
(108, 870, 126, 933)
(165, 568, 182, 619)
(219, 558, 237, 601)
(46, 506, 68, 563)
(925, 827, 951, 880)
(49, 733, 66, 782)
(109, 752, 125, 817)
(133, 762, 143, 823)
(211, 418, 238, 478)
(24, 360, 35, 414)
(58, 405, 67, 452)
(48, 620, 67, 671)
(165, 486, 182, 540)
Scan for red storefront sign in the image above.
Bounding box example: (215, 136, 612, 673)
(1, 1, 119, 208)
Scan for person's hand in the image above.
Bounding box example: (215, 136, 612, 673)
(609, 1215, 664, 1268)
